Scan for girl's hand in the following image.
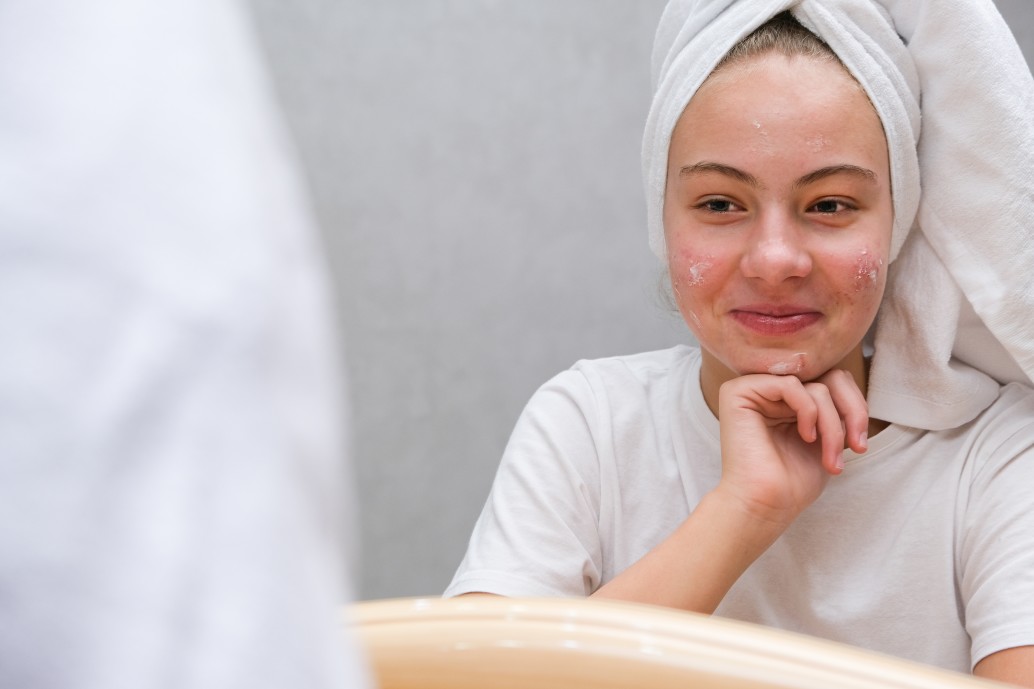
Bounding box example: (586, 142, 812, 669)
(715, 369, 869, 529)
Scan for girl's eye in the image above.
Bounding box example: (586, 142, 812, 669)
(809, 199, 853, 214)
(697, 198, 741, 213)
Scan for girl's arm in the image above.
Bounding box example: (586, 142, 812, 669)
(593, 369, 869, 612)
(975, 646, 1034, 688)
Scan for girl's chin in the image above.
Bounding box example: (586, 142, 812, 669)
(723, 351, 814, 378)
(758, 352, 810, 377)
(703, 345, 861, 383)
(728, 349, 863, 382)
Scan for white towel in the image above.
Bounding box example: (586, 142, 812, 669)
(644, 0, 1034, 430)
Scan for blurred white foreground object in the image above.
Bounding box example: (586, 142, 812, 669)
(0, 1, 368, 687)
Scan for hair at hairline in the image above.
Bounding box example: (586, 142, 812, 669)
(714, 11, 845, 74)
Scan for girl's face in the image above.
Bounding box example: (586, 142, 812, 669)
(663, 52, 893, 405)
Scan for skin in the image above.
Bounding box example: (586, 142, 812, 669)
(589, 52, 1034, 685)
(666, 57, 891, 420)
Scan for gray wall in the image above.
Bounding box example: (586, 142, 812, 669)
(248, 1, 1034, 600)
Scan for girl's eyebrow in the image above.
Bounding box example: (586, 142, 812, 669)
(793, 164, 877, 189)
(679, 162, 761, 188)
(678, 161, 877, 190)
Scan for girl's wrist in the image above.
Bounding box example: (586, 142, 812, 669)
(705, 483, 797, 546)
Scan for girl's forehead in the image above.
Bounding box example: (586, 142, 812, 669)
(675, 53, 887, 156)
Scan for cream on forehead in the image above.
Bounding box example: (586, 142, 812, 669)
(807, 135, 830, 151)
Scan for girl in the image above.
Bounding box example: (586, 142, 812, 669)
(447, 2, 1034, 684)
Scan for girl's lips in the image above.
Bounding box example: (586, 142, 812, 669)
(730, 309, 822, 336)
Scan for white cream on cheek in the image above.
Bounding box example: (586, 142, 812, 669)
(671, 255, 712, 331)
(684, 257, 712, 286)
(853, 248, 884, 291)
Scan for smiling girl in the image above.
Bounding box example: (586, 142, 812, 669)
(446, 3, 1034, 684)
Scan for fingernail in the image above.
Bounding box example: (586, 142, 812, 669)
(858, 431, 868, 450)
(835, 452, 845, 472)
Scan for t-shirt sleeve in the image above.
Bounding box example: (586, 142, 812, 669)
(445, 368, 604, 598)
(957, 387, 1034, 668)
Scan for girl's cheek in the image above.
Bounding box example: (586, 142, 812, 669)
(670, 253, 713, 331)
(853, 248, 884, 292)
(672, 253, 714, 288)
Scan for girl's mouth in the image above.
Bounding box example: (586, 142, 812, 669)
(730, 308, 822, 336)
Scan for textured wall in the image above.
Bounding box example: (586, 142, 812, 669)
(249, 1, 1034, 600)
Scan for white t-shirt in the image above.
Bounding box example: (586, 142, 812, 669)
(446, 345, 1034, 673)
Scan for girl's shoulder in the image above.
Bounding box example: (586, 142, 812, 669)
(951, 381, 1034, 476)
(527, 345, 702, 431)
(971, 381, 1034, 434)
(567, 344, 700, 388)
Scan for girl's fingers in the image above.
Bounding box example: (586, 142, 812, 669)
(726, 374, 818, 441)
(818, 369, 870, 454)
(722, 370, 868, 474)
(727, 375, 826, 448)
(803, 382, 846, 475)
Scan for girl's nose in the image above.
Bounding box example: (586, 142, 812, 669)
(740, 211, 813, 283)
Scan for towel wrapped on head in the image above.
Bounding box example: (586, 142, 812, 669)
(644, 0, 1034, 430)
